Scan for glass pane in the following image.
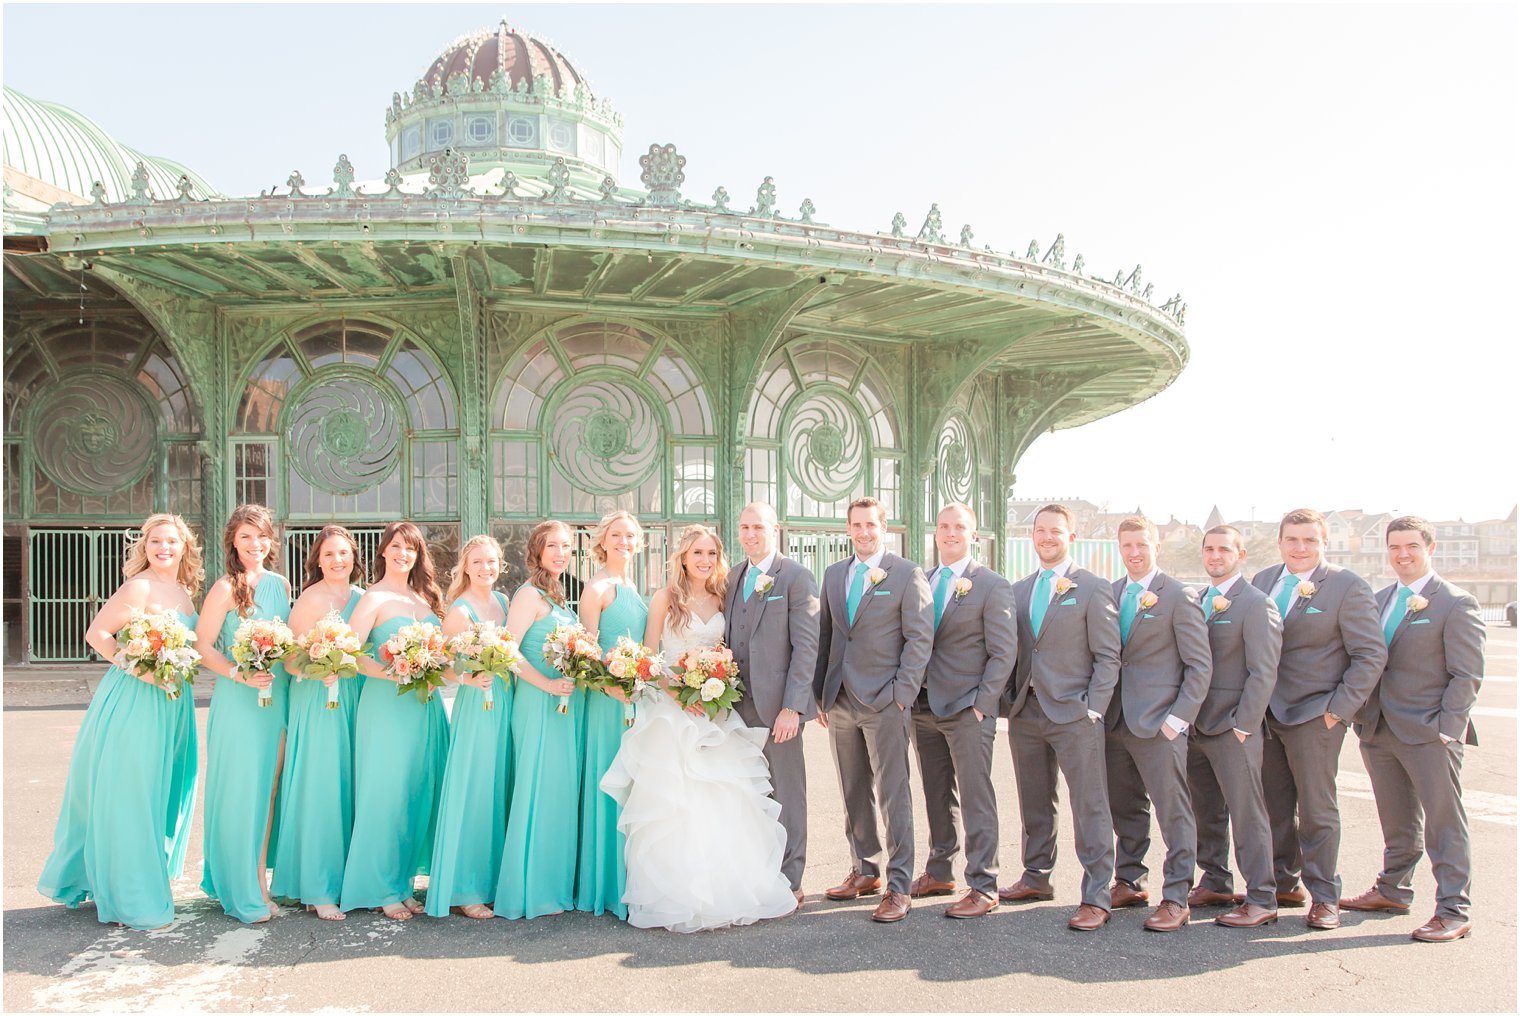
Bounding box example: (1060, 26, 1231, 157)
(166, 443, 203, 517)
(411, 439, 457, 516)
(238, 343, 303, 433)
(3, 342, 50, 430)
(295, 320, 390, 370)
(672, 445, 715, 517)
(3, 443, 20, 516)
(495, 341, 561, 430)
(492, 438, 538, 516)
(744, 446, 777, 511)
(137, 350, 199, 434)
(287, 465, 400, 518)
(390, 342, 455, 429)
(234, 442, 273, 510)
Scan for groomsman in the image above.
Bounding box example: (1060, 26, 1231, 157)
(1341, 516, 1484, 943)
(1105, 516, 1212, 932)
(1187, 524, 1284, 928)
(815, 496, 934, 922)
(1000, 503, 1122, 931)
(724, 501, 820, 909)
(1251, 508, 1385, 930)
(909, 503, 1015, 919)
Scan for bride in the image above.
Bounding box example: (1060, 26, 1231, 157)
(600, 524, 797, 932)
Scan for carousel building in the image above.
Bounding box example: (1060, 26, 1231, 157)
(2, 21, 1188, 664)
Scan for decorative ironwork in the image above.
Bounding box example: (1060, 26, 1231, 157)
(499, 171, 520, 198)
(1072, 253, 1085, 274)
(286, 373, 402, 494)
(599, 175, 618, 203)
(33, 374, 156, 494)
(936, 414, 975, 506)
(128, 162, 152, 203)
(1026, 240, 1042, 260)
(425, 148, 471, 200)
(917, 204, 944, 243)
(90, 181, 108, 205)
(890, 212, 907, 238)
(959, 224, 974, 247)
(1043, 233, 1066, 269)
(383, 168, 404, 195)
(332, 154, 357, 198)
(175, 175, 195, 201)
(752, 176, 777, 218)
(711, 186, 730, 212)
(547, 157, 571, 203)
(786, 388, 865, 502)
(550, 378, 661, 494)
(287, 170, 307, 197)
(639, 143, 686, 206)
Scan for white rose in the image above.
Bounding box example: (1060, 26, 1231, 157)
(700, 677, 726, 702)
(124, 638, 150, 658)
(608, 658, 627, 678)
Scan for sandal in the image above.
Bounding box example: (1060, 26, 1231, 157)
(458, 904, 494, 920)
(379, 903, 413, 921)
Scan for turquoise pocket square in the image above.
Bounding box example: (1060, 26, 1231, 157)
(1060, 597, 1078, 606)
(1213, 619, 1232, 625)
(1305, 606, 1323, 614)
(1142, 613, 1157, 619)
(766, 595, 784, 602)
(872, 590, 891, 596)
(1410, 618, 1431, 625)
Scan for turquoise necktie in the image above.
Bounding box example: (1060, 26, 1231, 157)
(933, 566, 954, 626)
(1383, 586, 1413, 644)
(1201, 586, 1220, 618)
(846, 560, 868, 624)
(1120, 581, 1144, 643)
(1030, 569, 1055, 635)
(1274, 574, 1301, 617)
(742, 564, 758, 602)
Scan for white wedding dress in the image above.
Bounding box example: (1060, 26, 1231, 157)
(600, 611, 797, 932)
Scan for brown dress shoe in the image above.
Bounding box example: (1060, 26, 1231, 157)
(1110, 881, 1150, 909)
(1216, 903, 1279, 928)
(1187, 887, 1242, 908)
(1068, 903, 1110, 931)
(1143, 899, 1190, 932)
(945, 889, 999, 919)
(1339, 885, 1411, 912)
(825, 869, 882, 901)
(1306, 902, 1340, 930)
(1276, 885, 1308, 907)
(1412, 915, 1472, 942)
(997, 879, 1055, 903)
(793, 889, 806, 910)
(909, 872, 957, 898)
(871, 891, 911, 923)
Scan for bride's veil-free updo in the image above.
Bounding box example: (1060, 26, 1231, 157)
(663, 523, 729, 636)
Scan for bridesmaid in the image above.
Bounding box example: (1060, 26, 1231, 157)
(575, 510, 647, 920)
(339, 521, 449, 920)
(495, 520, 582, 919)
(269, 525, 365, 921)
(426, 535, 514, 919)
(38, 514, 203, 930)
(197, 503, 292, 924)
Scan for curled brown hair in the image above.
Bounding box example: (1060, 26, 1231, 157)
(664, 524, 729, 636)
(374, 520, 445, 619)
(123, 513, 205, 597)
(525, 520, 573, 606)
(222, 504, 277, 618)
(301, 525, 365, 592)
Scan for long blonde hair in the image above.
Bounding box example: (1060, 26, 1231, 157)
(526, 520, 573, 606)
(589, 510, 643, 567)
(448, 534, 504, 605)
(664, 523, 728, 635)
(123, 513, 205, 597)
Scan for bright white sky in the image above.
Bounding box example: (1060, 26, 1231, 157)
(4, 1, 1517, 527)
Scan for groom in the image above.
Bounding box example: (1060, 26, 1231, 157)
(724, 501, 820, 908)
(815, 496, 934, 923)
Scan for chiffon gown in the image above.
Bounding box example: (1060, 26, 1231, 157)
(269, 586, 363, 909)
(575, 583, 647, 920)
(37, 610, 200, 930)
(494, 586, 583, 920)
(201, 572, 292, 923)
(425, 591, 515, 916)
(601, 613, 797, 932)
(339, 613, 450, 911)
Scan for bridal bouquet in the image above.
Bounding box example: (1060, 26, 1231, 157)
(289, 611, 364, 709)
(671, 642, 744, 720)
(378, 622, 451, 703)
(602, 635, 666, 726)
(231, 617, 296, 708)
(542, 622, 606, 715)
(116, 608, 201, 700)
(448, 621, 523, 711)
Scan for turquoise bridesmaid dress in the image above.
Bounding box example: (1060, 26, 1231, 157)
(339, 612, 450, 910)
(37, 610, 199, 930)
(495, 586, 582, 920)
(269, 586, 363, 908)
(575, 583, 647, 919)
(201, 572, 291, 923)
(425, 591, 514, 916)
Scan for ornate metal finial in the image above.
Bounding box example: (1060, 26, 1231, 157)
(599, 175, 619, 203)
(959, 224, 974, 247)
(287, 170, 307, 198)
(128, 161, 152, 203)
(916, 204, 944, 243)
(383, 168, 404, 196)
(1026, 240, 1042, 260)
(1161, 293, 1180, 313)
(332, 155, 357, 199)
(711, 186, 731, 213)
(1072, 253, 1085, 274)
(1176, 303, 1187, 325)
(639, 143, 686, 207)
(752, 176, 777, 218)
(799, 198, 816, 224)
(1126, 264, 1143, 293)
(533, 72, 553, 99)
(1111, 268, 1126, 286)
(90, 181, 108, 205)
(499, 171, 520, 198)
(175, 175, 195, 201)
(890, 212, 907, 238)
(1140, 282, 1154, 301)
(546, 157, 571, 203)
(425, 148, 471, 200)
(1043, 233, 1066, 269)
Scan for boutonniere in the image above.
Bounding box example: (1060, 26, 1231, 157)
(866, 567, 887, 586)
(1053, 576, 1075, 596)
(1138, 591, 1159, 610)
(1209, 595, 1231, 616)
(953, 577, 973, 600)
(754, 574, 775, 596)
(1407, 594, 1429, 613)
(1296, 581, 1317, 600)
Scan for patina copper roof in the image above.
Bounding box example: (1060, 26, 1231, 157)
(423, 20, 587, 98)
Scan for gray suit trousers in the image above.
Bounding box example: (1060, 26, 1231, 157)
(828, 686, 915, 894)
(736, 698, 808, 891)
(1107, 725, 1196, 905)
(911, 703, 1000, 895)
(1262, 714, 1348, 903)
(1008, 695, 1114, 909)
(1359, 720, 1471, 920)
(1187, 731, 1276, 907)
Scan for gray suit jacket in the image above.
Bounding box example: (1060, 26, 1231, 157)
(922, 560, 1016, 719)
(1250, 562, 1386, 726)
(1004, 564, 1121, 725)
(1355, 575, 1484, 746)
(724, 555, 821, 725)
(1106, 571, 1212, 738)
(1193, 577, 1282, 736)
(814, 552, 934, 712)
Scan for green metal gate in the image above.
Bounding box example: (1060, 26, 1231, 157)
(27, 528, 131, 662)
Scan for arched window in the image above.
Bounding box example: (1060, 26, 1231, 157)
(928, 375, 999, 564)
